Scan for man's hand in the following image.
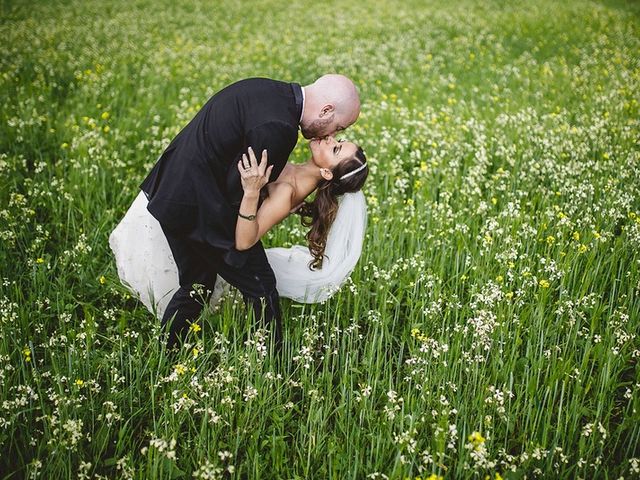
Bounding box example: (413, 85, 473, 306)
(238, 147, 274, 194)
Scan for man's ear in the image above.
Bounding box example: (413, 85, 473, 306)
(319, 104, 335, 118)
(320, 168, 333, 181)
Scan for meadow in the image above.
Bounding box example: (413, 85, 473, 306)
(1, 0, 639, 478)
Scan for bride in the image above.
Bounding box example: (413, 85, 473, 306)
(109, 135, 369, 320)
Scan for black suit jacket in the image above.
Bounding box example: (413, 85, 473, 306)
(140, 78, 303, 268)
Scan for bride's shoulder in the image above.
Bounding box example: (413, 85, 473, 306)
(265, 181, 295, 203)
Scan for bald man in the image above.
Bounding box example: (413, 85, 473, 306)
(299, 74, 360, 139)
(140, 75, 360, 352)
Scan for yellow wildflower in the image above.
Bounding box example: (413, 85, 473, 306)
(99, 275, 106, 285)
(572, 231, 580, 241)
(483, 474, 503, 480)
(189, 323, 201, 333)
(75, 379, 84, 387)
(36, 258, 45, 264)
(468, 431, 486, 450)
(539, 279, 550, 288)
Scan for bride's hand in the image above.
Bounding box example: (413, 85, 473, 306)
(238, 146, 274, 194)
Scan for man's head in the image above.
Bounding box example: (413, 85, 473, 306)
(300, 74, 360, 139)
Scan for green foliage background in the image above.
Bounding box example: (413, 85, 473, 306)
(1, 0, 639, 478)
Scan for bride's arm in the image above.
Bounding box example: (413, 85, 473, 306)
(235, 148, 294, 251)
(235, 183, 293, 251)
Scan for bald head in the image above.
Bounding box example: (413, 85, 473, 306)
(300, 74, 360, 139)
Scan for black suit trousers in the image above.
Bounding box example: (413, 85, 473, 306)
(159, 224, 283, 351)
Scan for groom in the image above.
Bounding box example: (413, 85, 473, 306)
(140, 75, 361, 351)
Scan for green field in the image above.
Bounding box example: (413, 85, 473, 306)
(1, 0, 639, 478)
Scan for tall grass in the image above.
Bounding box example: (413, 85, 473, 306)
(1, 0, 639, 478)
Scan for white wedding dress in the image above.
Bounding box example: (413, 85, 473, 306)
(109, 190, 367, 318)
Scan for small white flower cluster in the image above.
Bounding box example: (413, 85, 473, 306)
(141, 436, 177, 460)
(171, 390, 197, 414)
(243, 384, 258, 402)
(61, 418, 85, 449)
(192, 451, 235, 479)
(582, 421, 608, 445)
(354, 383, 372, 403)
(116, 455, 134, 480)
(193, 406, 223, 426)
(484, 385, 514, 420)
(96, 400, 122, 426)
(292, 315, 332, 369)
(383, 389, 404, 421)
(393, 427, 418, 461)
(366, 473, 389, 480)
(242, 327, 270, 361)
(464, 434, 496, 471)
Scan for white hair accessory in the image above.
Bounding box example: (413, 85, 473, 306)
(339, 162, 367, 181)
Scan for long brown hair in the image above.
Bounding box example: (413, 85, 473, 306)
(294, 146, 368, 270)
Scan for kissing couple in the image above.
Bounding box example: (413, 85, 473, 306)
(109, 74, 369, 353)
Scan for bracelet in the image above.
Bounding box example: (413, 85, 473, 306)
(238, 211, 257, 221)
